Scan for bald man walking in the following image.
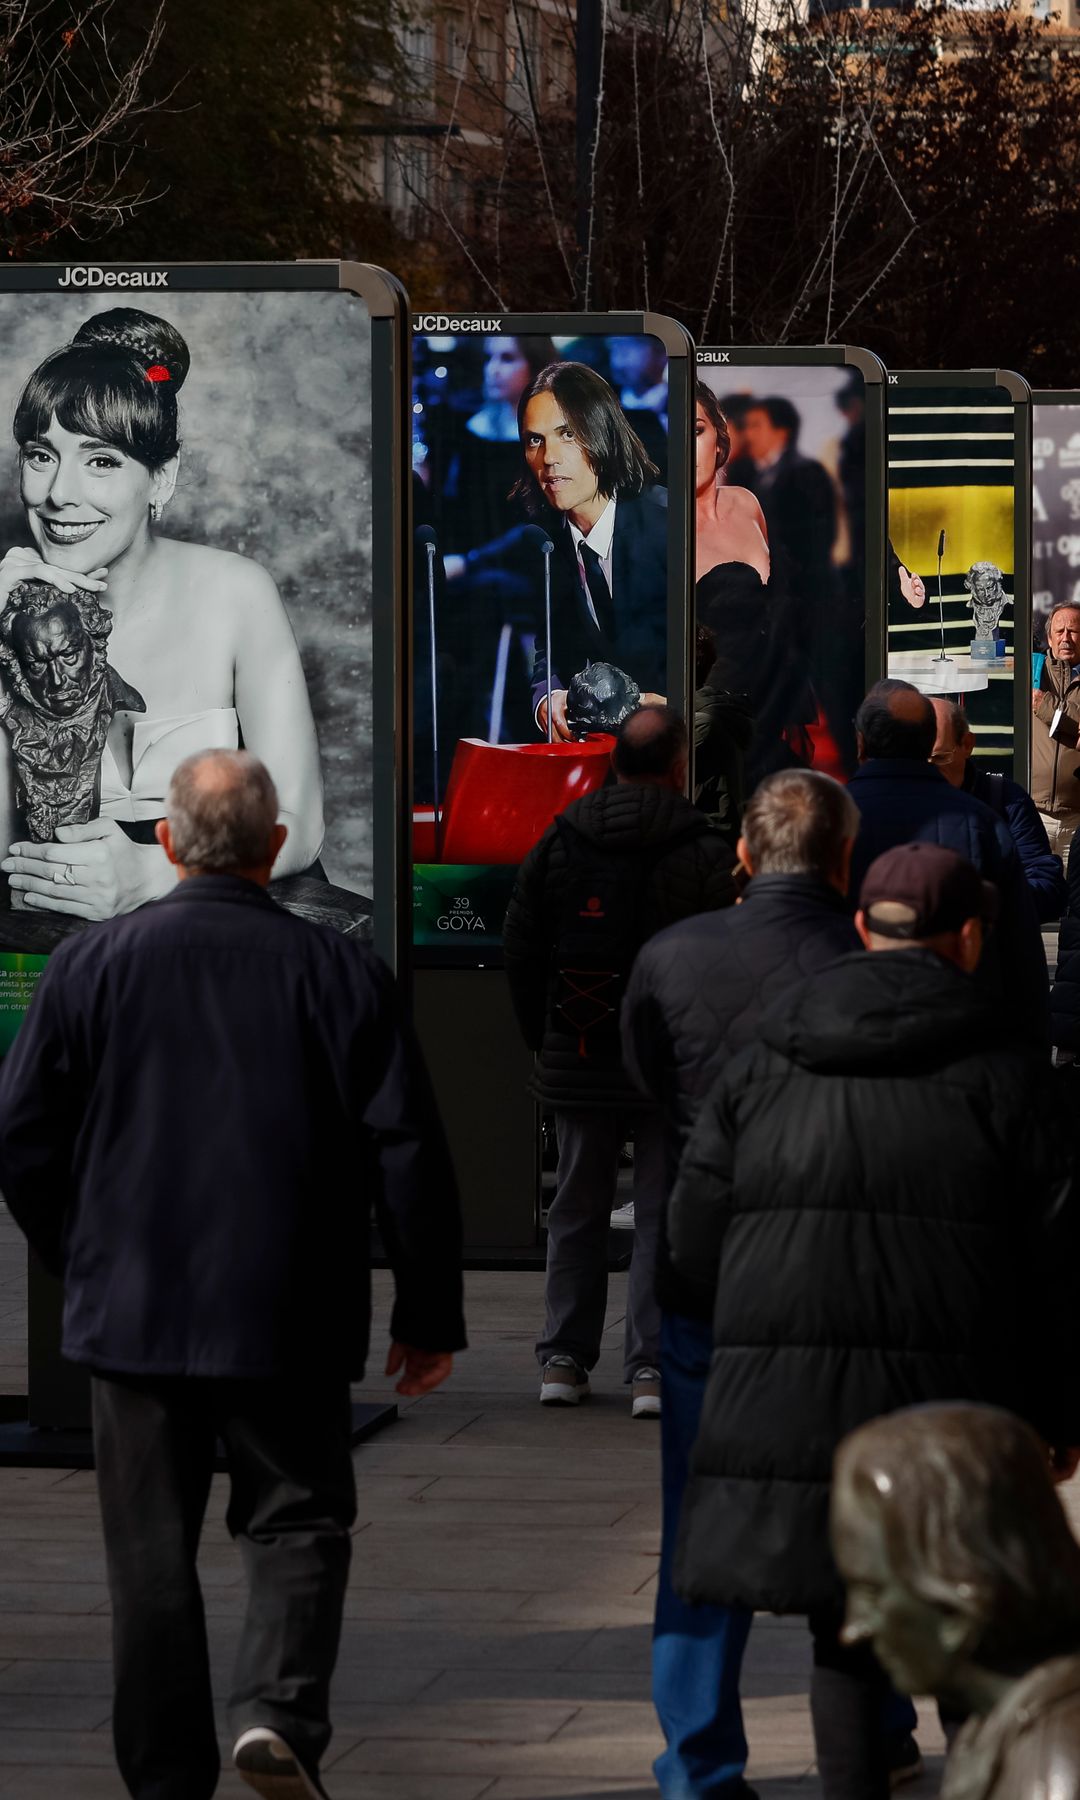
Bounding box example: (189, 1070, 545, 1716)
(0, 750, 465, 1800)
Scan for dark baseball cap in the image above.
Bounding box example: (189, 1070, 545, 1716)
(859, 842, 998, 940)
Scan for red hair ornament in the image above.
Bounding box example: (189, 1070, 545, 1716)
(145, 365, 171, 383)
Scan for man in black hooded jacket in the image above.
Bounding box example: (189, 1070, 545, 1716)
(669, 842, 1080, 1800)
(503, 705, 734, 1414)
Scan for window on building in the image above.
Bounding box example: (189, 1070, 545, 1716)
(384, 138, 433, 228)
(400, 12, 436, 110)
(506, 3, 540, 116)
(471, 14, 501, 90)
(444, 8, 467, 73)
(546, 24, 574, 101)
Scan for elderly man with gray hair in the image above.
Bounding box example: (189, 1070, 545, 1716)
(0, 748, 465, 1800)
(622, 768, 861, 1800)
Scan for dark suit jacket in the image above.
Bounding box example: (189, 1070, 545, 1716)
(531, 487, 669, 710)
(0, 876, 466, 1379)
(731, 449, 837, 625)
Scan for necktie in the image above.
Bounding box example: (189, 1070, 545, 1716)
(580, 542, 615, 643)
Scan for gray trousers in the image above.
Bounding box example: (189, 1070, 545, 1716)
(537, 1108, 664, 1382)
(92, 1372, 356, 1799)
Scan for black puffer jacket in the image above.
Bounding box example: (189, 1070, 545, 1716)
(503, 784, 736, 1109)
(623, 874, 859, 1318)
(670, 948, 1080, 1618)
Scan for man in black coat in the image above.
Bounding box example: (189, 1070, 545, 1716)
(669, 842, 1080, 1800)
(848, 680, 1049, 1048)
(0, 749, 466, 1800)
(503, 705, 734, 1414)
(622, 769, 860, 1800)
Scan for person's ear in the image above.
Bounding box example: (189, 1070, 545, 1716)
(958, 916, 983, 974)
(735, 835, 753, 878)
(856, 731, 867, 763)
(855, 908, 873, 950)
(268, 822, 288, 869)
(671, 755, 688, 792)
(155, 818, 179, 866)
(150, 453, 180, 511)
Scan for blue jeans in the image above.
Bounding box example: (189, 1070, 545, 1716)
(653, 1311, 754, 1798)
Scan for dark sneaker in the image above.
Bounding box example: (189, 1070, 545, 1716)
(539, 1355, 590, 1405)
(234, 1727, 330, 1798)
(887, 1732, 924, 1790)
(631, 1367, 661, 1419)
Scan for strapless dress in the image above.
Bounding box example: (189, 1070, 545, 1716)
(100, 707, 240, 823)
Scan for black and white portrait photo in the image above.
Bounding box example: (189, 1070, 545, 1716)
(0, 289, 374, 954)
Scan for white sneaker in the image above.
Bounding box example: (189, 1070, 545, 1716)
(539, 1355, 591, 1404)
(610, 1200, 636, 1229)
(631, 1367, 661, 1419)
(233, 1727, 329, 1798)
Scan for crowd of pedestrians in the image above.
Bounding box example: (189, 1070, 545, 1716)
(505, 671, 1078, 1800)
(0, 658, 1075, 1800)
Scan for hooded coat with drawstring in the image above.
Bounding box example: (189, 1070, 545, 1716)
(668, 946, 1080, 1618)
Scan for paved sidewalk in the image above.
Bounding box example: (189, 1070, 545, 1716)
(0, 1260, 957, 1797)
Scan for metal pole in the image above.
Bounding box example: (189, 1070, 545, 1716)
(575, 0, 603, 306)
(937, 529, 947, 662)
(543, 542, 554, 742)
(424, 535, 442, 857)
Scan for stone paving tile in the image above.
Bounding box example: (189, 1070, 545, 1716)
(319, 1529, 660, 1596)
(514, 1594, 654, 1628)
(327, 1620, 602, 1671)
(331, 1734, 667, 1782)
(420, 1669, 650, 1706)
(0, 1660, 113, 1697)
(326, 1697, 582, 1742)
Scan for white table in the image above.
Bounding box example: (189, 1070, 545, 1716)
(887, 651, 999, 697)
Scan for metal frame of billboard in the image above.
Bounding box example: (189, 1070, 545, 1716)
(0, 259, 410, 975)
(696, 344, 889, 697)
(887, 367, 1032, 785)
(409, 309, 694, 969)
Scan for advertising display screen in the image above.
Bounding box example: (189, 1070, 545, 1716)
(887, 371, 1031, 779)
(411, 313, 693, 963)
(0, 263, 407, 1046)
(1032, 393, 1080, 635)
(694, 348, 886, 795)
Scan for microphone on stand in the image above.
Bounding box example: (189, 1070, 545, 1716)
(416, 525, 442, 857)
(936, 529, 948, 664)
(523, 524, 556, 741)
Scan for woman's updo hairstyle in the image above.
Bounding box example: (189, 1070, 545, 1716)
(14, 308, 190, 472)
(696, 380, 731, 472)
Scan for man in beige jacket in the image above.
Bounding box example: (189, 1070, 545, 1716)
(1033, 601, 1080, 866)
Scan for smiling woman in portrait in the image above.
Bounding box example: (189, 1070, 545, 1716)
(0, 307, 323, 923)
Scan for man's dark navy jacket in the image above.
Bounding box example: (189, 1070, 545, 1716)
(0, 877, 466, 1380)
(847, 758, 1050, 1049)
